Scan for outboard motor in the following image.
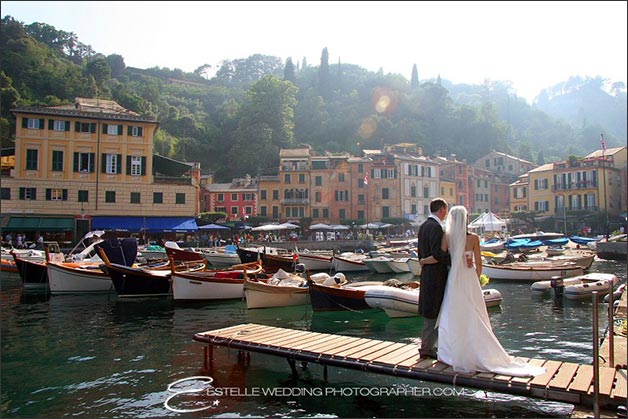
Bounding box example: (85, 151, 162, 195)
(550, 276, 564, 299)
(294, 263, 306, 274)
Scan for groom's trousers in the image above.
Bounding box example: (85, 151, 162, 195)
(420, 317, 438, 355)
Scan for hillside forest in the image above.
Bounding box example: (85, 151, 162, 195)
(1, 16, 626, 182)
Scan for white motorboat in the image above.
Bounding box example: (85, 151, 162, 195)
(530, 273, 618, 294)
(364, 285, 502, 318)
(406, 258, 422, 276)
(482, 260, 584, 281)
(202, 248, 241, 266)
(385, 257, 412, 273)
(563, 275, 619, 300)
(296, 250, 334, 271)
(363, 255, 394, 273)
(332, 252, 369, 272)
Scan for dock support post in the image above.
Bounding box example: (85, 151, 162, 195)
(607, 281, 615, 367)
(323, 365, 328, 382)
(592, 291, 600, 418)
(287, 358, 298, 378)
(203, 345, 213, 371)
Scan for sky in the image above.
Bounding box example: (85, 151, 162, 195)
(2, 1, 627, 103)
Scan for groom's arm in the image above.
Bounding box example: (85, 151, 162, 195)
(428, 226, 450, 265)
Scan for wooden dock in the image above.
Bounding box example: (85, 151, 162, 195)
(193, 323, 627, 410)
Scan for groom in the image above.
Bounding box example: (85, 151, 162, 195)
(417, 198, 450, 359)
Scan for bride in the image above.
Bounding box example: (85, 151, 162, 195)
(420, 205, 545, 377)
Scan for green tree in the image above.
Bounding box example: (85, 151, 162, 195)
(283, 57, 296, 83)
(106, 54, 126, 78)
(318, 47, 331, 101)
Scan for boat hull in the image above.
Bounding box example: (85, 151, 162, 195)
(482, 262, 584, 281)
(386, 258, 411, 273)
(297, 253, 333, 271)
(332, 255, 369, 272)
(105, 263, 172, 297)
(244, 279, 308, 309)
(47, 263, 113, 294)
(307, 281, 383, 311)
(13, 256, 49, 289)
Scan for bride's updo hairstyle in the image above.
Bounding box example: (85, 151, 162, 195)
(445, 205, 468, 262)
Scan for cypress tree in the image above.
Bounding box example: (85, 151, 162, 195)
(318, 47, 331, 100)
(411, 64, 419, 89)
(284, 57, 296, 83)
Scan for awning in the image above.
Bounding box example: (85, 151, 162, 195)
(4, 216, 74, 231)
(91, 216, 198, 232)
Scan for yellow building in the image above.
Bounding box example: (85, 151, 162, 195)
(2, 98, 200, 240)
(438, 178, 456, 209)
(509, 174, 529, 212)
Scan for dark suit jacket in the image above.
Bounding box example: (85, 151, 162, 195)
(417, 217, 450, 318)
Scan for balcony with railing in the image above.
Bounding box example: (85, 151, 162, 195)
(281, 198, 309, 205)
(552, 180, 598, 191)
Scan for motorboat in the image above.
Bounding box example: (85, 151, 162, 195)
(364, 285, 502, 318)
(480, 238, 505, 252)
(363, 255, 394, 273)
(332, 252, 369, 272)
(530, 273, 619, 295)
(171, 261, 263, 301)
(296, 250, 334, 271)
(47, 261, 113, 294)
(482, 260, 584, 281)
(306, 278, 384, 311)
(202, 245, 241, 266)
(385, 257, 412, 273)
(545, 246, 566, 256)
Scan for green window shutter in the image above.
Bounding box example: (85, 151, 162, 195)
(32, 189, 36, 200)
(126, 156, 131, 175)
(90, 123, 96, 133)
(73, 152, 79, 172)
(89, 153, 95, 172)
(21, 118, 27, 128)
(141, 156, 147, 176)
(19, 188, 25, 199)
(65, 121, 70, 131)
(46, 189, 51, 200)
(127, 126, 132, 136)
(118, 125, 123, 135)
(117, 154, 122, 173)
(62, 189, 68, 200)
(101, 154, 107, 173)
(102, 124, 108, 134)
(48, 120, 54, 130)
(38, 119, 44, 129)
(75, 122, 80, 132)
(138, 127, 143, 136)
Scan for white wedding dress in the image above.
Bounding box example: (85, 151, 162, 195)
(436, 207, 545, 377)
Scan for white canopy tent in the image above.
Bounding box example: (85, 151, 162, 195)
(468, 212, 507, 232)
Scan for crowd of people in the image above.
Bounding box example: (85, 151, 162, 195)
(2, 232, 44, 250)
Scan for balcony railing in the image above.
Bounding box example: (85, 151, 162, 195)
(552, 181, 598, 191)
(281, 198, 309, 205)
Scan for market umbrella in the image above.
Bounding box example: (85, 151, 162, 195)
(330, 224, 349, 230)
(198, 223, 230, 230)
(310, 223, 332, 230)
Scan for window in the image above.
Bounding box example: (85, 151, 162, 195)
(315, 176, 322, 186)
(26, 149, 38, 170)
(104, 154, 121, 174)
(105, 191, 116, 203)
(411, 186, 417, 198)
(0, 188, 9, 200)
(46, 188, 67, 201)
(75, 122, 96, 133)
(260, 206, 267, 216)
(272, 190, 279, 200)
(358, 163, 364, 173)
(315, 191, 321, 202)
(243, 193, 254, 201)
(322, 208, 329, 218)
(231, 193, 238, 201)
(260, 190, 267, 200)
(245, 206, 252, 215)
(50, 120, 70, 131)
(217, 193, 224, 202)
(129, 156, 143, 176)
(358, 194, 365, 205)
(130, 192, 141, 204)
(357, 210, 364, 220)
(78, 190, 88, 202)
(382, 206, 390, 218)
(231, 206, 238, 215)
(52, 150, 63, 171)
(176, 193, 185, 204)
(335, 190, 349, 201)
(312, 209, 319, 218)
(105, 124, 122, 135)
(284, 174, 291, 183)
(19, 187, 37, 200)
(128, 126, 143, 137)
(215, 207, 226, 213)
(382, 188, 389, 199)
(272, 206, 279, 219)
(423, 187, 429, 198)
(74, 152, 95, 172)
(339, 173, 345, 182)
(411, 204, 417, 214)
(298, 173, 306, 184)
(24, 118, 43, 129)
(153, 192, 163, 204)
(339, 209, 346, 219)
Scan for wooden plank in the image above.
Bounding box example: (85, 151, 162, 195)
(347, 341, 400, 360)
(332, 339, 384, 358)
(510, 358, 545, 385)
(261, 330, 324, 347)
(292, 334, 352, 352)
(221, 325, 295, 342)
(373, 343, 418, 365)
(568, 364, 593, 393)
(198, 323, 252, 337)
(611, 368, 627, 399)
(530, 360, 562, 387)
(362, 342, 408, 362)
(203, 323, 268, 339)
(599, 366, 616, 396)
(237, 328, 310, 345)
(548, 362, 579, 390)
(408, 359, 449, 372)
(326, 338, 373, 356)
(305, 336, 361, 353)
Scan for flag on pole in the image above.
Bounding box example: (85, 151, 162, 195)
(600, 134, 606, 152)
(363, 174, 368, 185)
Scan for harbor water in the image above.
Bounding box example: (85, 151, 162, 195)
(1, 258, 625, 418)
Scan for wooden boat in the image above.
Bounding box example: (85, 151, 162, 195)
(98, 247, 205, 297)
(296, 250, 333, 271)
(482, 260, 584, 281)
(12, 245, 64, 289)
(332, 252, 369, 272)
(545, 246, 566, 256)
(202, 246, 241, 266)
(510, 232, 564, 241)
(236, 246, 296, 272)
(47, 261, 113, 294)
(244, 271, 348, 309)
(364, 285, 502, 318)
(171, 261, 263, 301)
(385, 257, 412, 273)
(530, 272, 619, 294)
(306, 278, 385, 311)
(596, 240, 627, 261)
(1, 256, 18, 275)
(480, 238, 504, 252)
(165, 242, 205, 261)
(528, 248, 596, 270)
